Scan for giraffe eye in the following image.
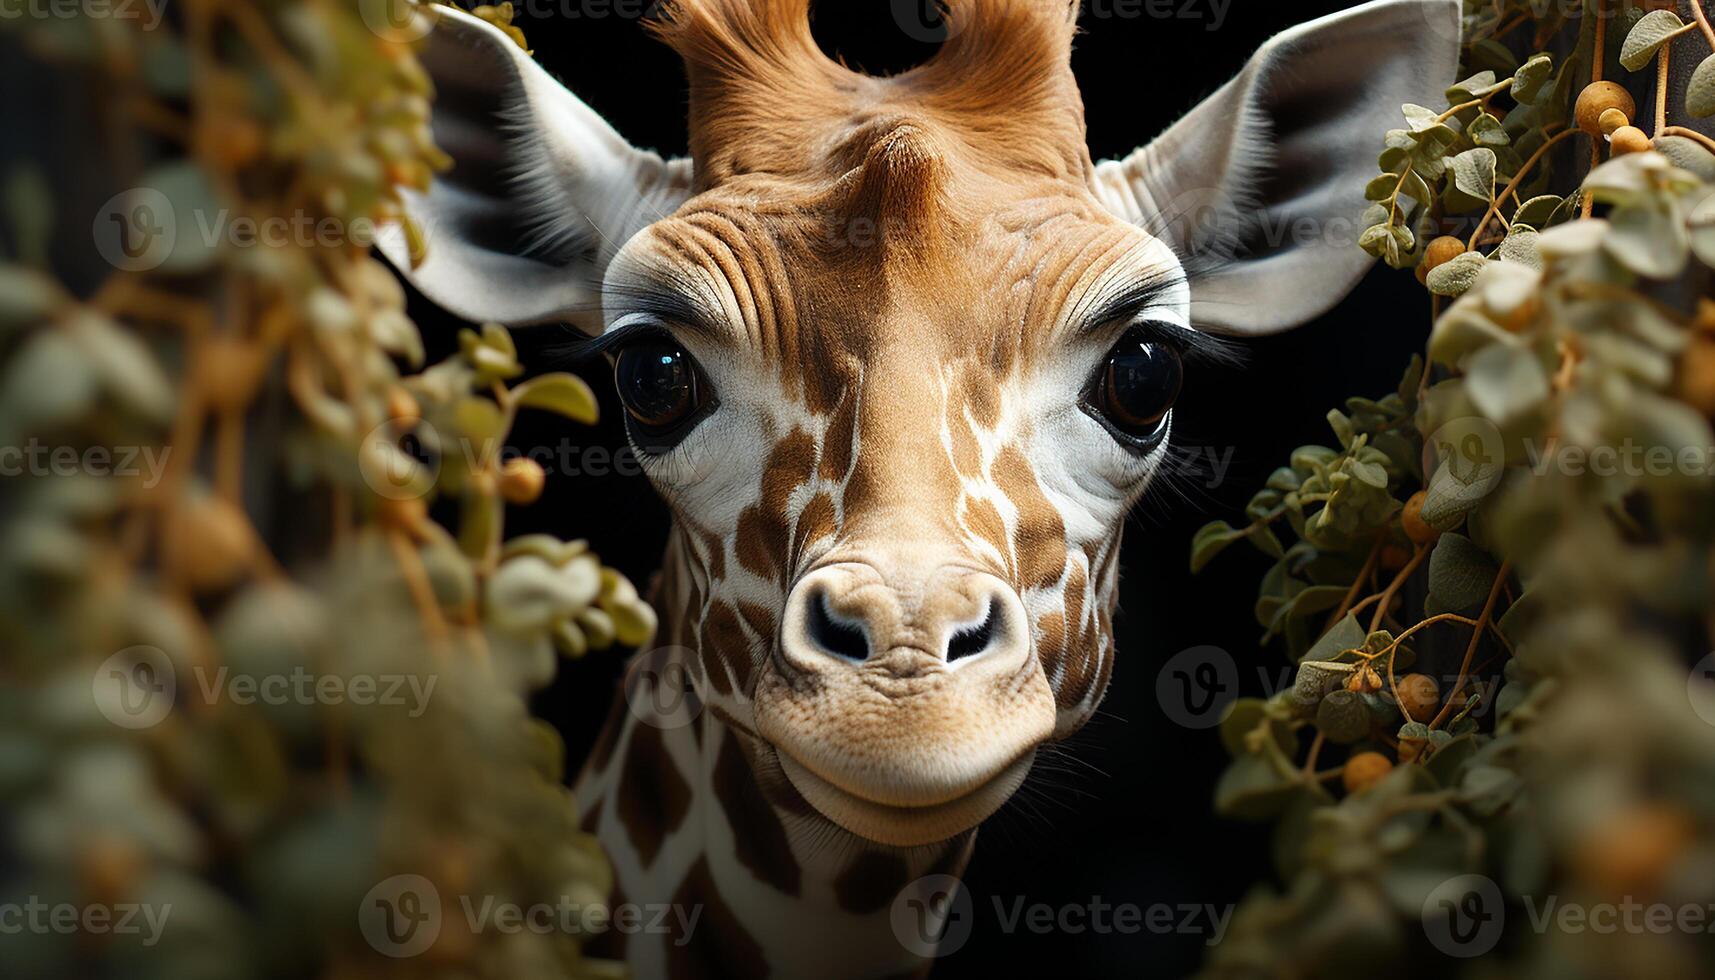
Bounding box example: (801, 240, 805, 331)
(614, 335, 715, 451)
(1085, 329, 1183, 450)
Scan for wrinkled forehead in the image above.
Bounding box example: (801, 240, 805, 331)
(602, 182, 1191, 364)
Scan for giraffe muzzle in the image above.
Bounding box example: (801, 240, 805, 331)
(755, 561, 1057, 846)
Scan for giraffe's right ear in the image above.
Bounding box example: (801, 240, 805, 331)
(1092, 0, 1460, 336)
(377, 7, 692, 334)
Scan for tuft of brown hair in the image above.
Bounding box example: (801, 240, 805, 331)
(650, 0, 1090, 189)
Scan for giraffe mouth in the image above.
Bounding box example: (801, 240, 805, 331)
(771, 745, 1037, 848)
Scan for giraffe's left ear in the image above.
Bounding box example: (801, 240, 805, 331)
(1092, 0, 1461, 335)
(376, 7, 692, 333)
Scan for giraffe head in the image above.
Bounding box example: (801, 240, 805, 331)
(387, 0, 1457, 846)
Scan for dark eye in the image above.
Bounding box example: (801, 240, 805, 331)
(613, 335, 715, 451)
(1085, 329, 1183, 449)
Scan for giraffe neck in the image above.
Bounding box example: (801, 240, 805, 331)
(573, 527, 975, 979)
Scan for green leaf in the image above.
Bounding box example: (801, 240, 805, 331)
(1191, 520, 1246, 573)
(1303, 612, 1368, 665)
(1620, 9, 1687, 71)
(1214, 754, 1302, 821)
(1688, 52, 1715, 117)
(1690, 190, 1715, 269)
(1466, 342, 1549, 424)
(1511, 194, 1565, 229)
(1450, 148, 1498, 203)
(1218, 698, 1293, 758)
(1495, 226, 1542, 269)
(513, 372, 600, 424)
(1510, 53, 1554, 102)
(1467, 113, 1509, 148)
(1604, 198, 1690, 279)
(1446, 70, 1499, 104)
(1427, 533, 1499, 611)
(1425, 250, 1488, 297)
(0, 264, 68, 329)
(1401, 103, 1441, 132)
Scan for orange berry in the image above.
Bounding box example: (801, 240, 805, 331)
(1576, 82, 1635, 136)
(386, 387, 421, 426)
(1609, 125, 1653, 156)
(1397, 673, 1441, 722)
(1416, 236, 1467, 285)
(1575, 803, 1694, 896)
(1379, 544, 1411, 572)
(1597, 107, 1630, 136)
(499, 458, 546, 505)
(1402, 491, 1438, 545)
(1342, 752, 1394, 794)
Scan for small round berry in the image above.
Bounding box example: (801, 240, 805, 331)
(1416, 236, 1467, 284)
(1342, 751, 1394, 794)
(1597, 107, 1630, 136)
(1402, 491, 1439, 545)
(1576, 82, 1636, 136)
(1609, 126, 1653, 156)
(386, 387, 421, 426)
(500, 458, 546, 505)
(1398, 673, 1441, 722)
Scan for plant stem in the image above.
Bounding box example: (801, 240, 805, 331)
(1370, 545, 1429, 633)
(1689, 0, 1715, 50)
(1325, 536, 1385, 633)
(1467, 128, 1580, 249)
(1431, 560, 1512, 729)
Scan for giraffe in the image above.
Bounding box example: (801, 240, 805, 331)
(382, 1, 1458, 975)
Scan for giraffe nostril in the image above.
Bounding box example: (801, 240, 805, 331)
(806, 590, 870, 662)
(945, 600, 1000, 663)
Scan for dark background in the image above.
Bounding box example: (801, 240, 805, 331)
(410, 1, 1429, 975)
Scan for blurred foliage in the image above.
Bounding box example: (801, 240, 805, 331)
(1198, 1, 1715, 977)
(0, 1, 647, 977)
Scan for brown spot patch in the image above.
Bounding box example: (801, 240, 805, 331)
(992, 445, 1066, 591)
(833, 849, 910, 915)
(704, 601, 752, 697)
(819, 388, 857, 482)
(614, 722, 692, 870)
(712, 732, 802, 896)
(791, 491, 837, 567)
(666, 857, 771, 980)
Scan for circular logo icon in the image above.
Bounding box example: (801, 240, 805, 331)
(359, 875, 442, 959)
(1147, 185, 1236, 258)
(889, 0, 964, 44)
(92, 187, 176, 273)
(92, 645, 176, 730)
(1422, 874, 1504, 958)
(1416, 0, 1464, 47)
(359, 0, 434, 43)
(624, 645, 706, 729)
(1689, 653, 1715, 728)
(1424, 415, 1504, 515)
(1155, 645, 1238, 730)
(890, 874, 973, 959)
(358, 417, 441, 502)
